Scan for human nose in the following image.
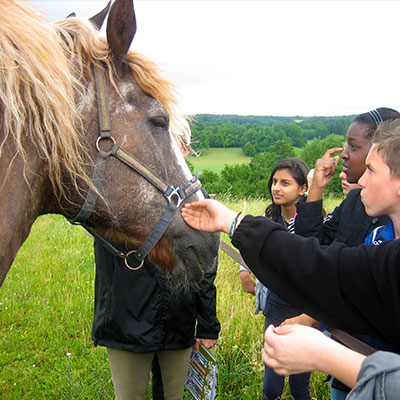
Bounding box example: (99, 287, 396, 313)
(272, 183, 281, 192)
(341, 146, 349, 160)
(358, 171, 367, 188)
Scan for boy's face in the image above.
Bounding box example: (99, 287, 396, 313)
(359, 146, 400, 218)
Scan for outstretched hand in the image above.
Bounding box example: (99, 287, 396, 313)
(181, 199, 238, 235)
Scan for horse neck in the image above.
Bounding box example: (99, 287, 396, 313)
(0, 149, 49, 286)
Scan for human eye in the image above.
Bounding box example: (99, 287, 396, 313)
(348, 141, 359, 151)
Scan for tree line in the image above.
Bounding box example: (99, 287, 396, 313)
(190, 114, 352, 156)
(187, 114, 351, 199)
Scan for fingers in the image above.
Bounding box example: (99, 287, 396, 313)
(194, 338, 200, 353)
(322, 147, 343, 159)
(261, 348, 287, 375)
(202, 339, 217, 349)
(183, 199, 210, 210)
(262, 325, 290, 375)
(272, 324, 295, 335)
(280, 317, 294, 327)
(314, 155, 339, 179)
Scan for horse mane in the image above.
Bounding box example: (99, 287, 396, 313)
(0, 1, 89, 200)
(0, 0, 189, 203)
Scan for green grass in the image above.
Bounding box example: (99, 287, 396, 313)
(188, 147, 306, 174)
(0, 198, 341, 399)
(188, 147, 251, 174)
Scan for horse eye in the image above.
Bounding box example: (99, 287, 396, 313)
(149, 116, 168, 131)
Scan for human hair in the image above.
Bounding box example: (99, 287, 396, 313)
(265, 158, 310, 221)
(353, 107, 400, 140)
(372, 119, 400, 178)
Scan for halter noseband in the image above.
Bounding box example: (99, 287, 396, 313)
(69, 65, 201, 270)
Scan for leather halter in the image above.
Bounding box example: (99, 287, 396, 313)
(69, 65, 202, 270)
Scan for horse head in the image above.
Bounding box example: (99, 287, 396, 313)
(0, 0, 219, 287)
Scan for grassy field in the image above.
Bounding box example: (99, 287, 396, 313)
(187, 147, 304, 174)
(188, 148, 251, 174)
(0, 197, 341, 399)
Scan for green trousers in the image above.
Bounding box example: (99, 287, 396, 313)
(107, 347, 192, 400)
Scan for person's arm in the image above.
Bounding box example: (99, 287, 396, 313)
(348, 351, 400, 399)
(262, 324, 365, 388)
(295, 147, 342, 244)
(295, 199, 342, 244)
(194, 261, 220, 352)
(182, 199, 400, 346)
(232, 214, 400, 346)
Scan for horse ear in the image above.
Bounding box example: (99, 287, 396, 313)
(66, 12, 76, 18)
(89, 1, 111, 31)
(106, 0, 136, 59)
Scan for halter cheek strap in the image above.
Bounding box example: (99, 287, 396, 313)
(69, 65, 201, 270)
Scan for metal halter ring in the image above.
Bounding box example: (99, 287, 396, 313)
(124, 250, 144, 271)
(96, 135, 116, 153)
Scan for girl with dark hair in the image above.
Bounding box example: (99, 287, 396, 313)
(257, 158, 312, 400)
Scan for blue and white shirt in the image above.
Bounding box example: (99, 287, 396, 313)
(364, 220, 396, 245)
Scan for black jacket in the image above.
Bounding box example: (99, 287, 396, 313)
(295, 188, 391, 392)
(295, 189, 388, 246)
(232, 216, 400, 353)
(92, 241, 220, 352)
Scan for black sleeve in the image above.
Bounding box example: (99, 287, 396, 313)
(295, 199, 342, 244)
(194, 261, 221, 339)
(232, 215, 400, 351)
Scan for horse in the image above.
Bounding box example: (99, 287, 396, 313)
(0, 0, 219, 288)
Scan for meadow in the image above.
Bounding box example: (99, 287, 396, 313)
(188, 148, 251, 174)
(0, 196, 341, 399)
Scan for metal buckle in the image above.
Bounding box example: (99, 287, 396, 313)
(166, 187, 184, 208)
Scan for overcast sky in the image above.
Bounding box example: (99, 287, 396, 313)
(32, 1, 400, 117)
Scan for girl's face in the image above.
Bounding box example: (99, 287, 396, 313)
(271, 168, 306, 207)
(341, 122, 373, 184)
